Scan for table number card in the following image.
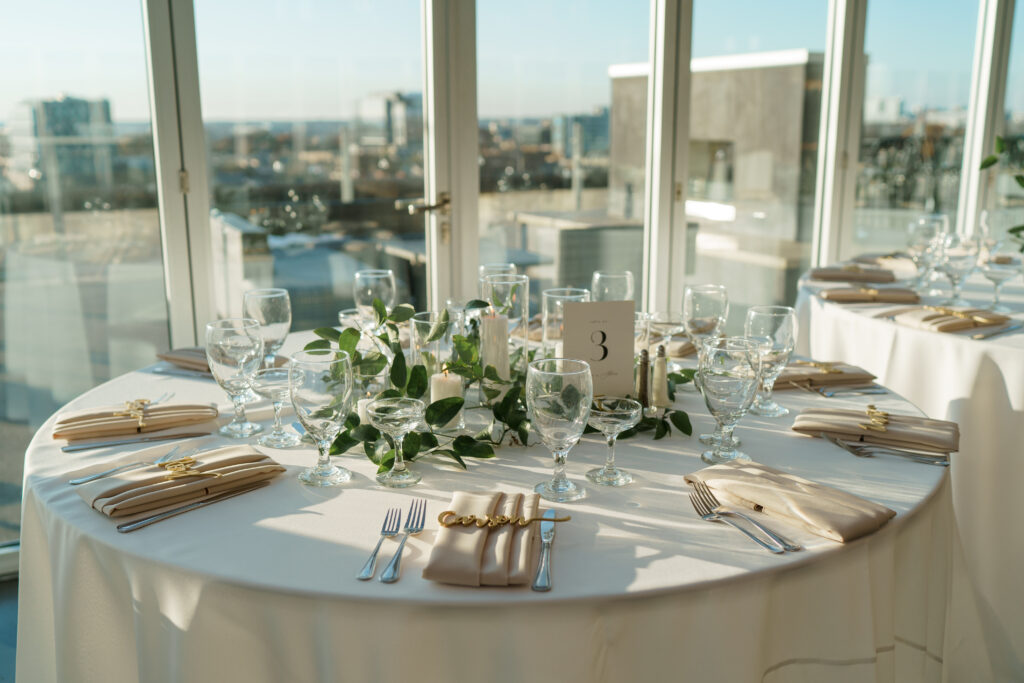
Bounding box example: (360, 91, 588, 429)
(563, 301, 635, 396)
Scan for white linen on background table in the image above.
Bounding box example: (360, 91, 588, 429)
(17, 334, 950, 683)
(796, 273, 1024, 680)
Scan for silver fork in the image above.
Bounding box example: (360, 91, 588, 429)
(357, 507, 401, 580)
(688, 485, 784, 554)
(816, 386, 888, 398)
(380, 499, 427, 583)
(693, 480, 802, 552)
(821, 432, 949, 466)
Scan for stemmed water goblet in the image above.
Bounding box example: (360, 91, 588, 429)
(937, 236, 978, 306)
(907, 215, 949, 295)
(526, 359, 593, 502)
(289, 350, 354, 487)
(696, 337, 762, 464)
(585, 397, 642, 486)
(354, 269, 396, 332)
(367, 397, 425, 488)
(205, 318, 264, 438)
(243, 288, 292, 369)
(251, 368, 301, 447)
(980, 254, 1021, 313)
(743, 306, 797, 418)
(591, 270, 635, 302)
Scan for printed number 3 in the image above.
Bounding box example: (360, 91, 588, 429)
(591, 330, 609, 361)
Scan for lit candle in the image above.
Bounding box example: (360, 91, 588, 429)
(480, 312, 511, 380)
(651, 345, 671, 409)
(357, 398, 372, 425)
(430, 370, 464, 429)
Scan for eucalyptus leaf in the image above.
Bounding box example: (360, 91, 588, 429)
(337, 328, 361, 355)
(372, 298, 388, 327)
(516, 424, 530, 446)
(1015, 175, 1024, 190)
(355, 352, 389, 377)
(997, 135, 1006, 154)
(389, 304, 416, 323)
(453, 435, 495, 458)
(654, 419, 669, 440)
(390, 351, 407, 390)
(424, 308, 451, 343)
(377, 388, 403, 399)
(304, 339, 331, 351)
(313, 327, 342, 342)
(376, 452, 395, 473)
(351, 424, 381, 442)
(669, 410, 693, 436)
(330, 431, 360, 455)
(434, 449, 467, 470)
(465, 299, 491, 310)
(981, 154, 999, 170)
(344, 412, 360, 430)
(418, 431, 439, 451)
(406, 365, 428, 399)
(425, 396, 464, 427)
(453, 335, 478, 364)
(402, 431, 421, 458)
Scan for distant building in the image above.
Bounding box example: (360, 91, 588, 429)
(356, 92, 423, 148)
(864, 96, 905, 125)
(552, 107, 610, 158)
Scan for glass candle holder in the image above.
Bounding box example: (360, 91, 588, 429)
(541, 288, 590, 359)
(481, 273, 530, 379)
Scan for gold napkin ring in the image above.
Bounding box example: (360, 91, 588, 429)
(437, 511, 571, 528)
(858, 287, 880, 297)
(841, 264, 866, 272)
(924, 305, 990, 325)
(859, 404, 889, 432)
(158, 456, 222, 481)
(113, 398, 151, 429)
(793, 360, 844, 375)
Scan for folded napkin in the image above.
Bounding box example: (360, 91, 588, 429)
(53, 401, 219, 441)
(809, 265, 896, 283)
(792, 406, 959, 453)
(667, 339, 696, 358)
(685, 461, 896, 543)
(893, 306, 1010, 333)
(157, 347, 211, 372)
(775, 361, 876, 390)
(422, 491, 541, 587)
(75, 445, 285, 520)
(818, 287, 919, 304)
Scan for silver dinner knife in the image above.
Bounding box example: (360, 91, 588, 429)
(972, 323, 1022, 340)
(531, 509, 557, 592)
(61, 431, 211, 453)
(116, 480, 271, 532)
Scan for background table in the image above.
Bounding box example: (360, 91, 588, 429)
(796, 272, 1024, 680)
(18, 336, 950, 683)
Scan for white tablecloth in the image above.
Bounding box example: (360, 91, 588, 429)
(18, 335, 951, 683)
(796, 273, 1024, 680)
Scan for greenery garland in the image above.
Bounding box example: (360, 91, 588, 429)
(304, 298, 694, 474)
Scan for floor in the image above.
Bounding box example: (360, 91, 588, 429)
(0, 579, 16, 681)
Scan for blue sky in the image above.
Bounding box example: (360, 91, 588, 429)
(0, 0, 1013, 124)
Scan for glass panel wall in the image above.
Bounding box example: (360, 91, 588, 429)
(846, 1, 979, 256)
(689, 0, 827, 332)
(475, 0, 651, 313)
(990, 6, 1024, 244)
(0, 2, 168, 542)
(194, 1, 426, 330)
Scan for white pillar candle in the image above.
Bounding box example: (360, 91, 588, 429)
(357, 398, 372, 425)
(430, 370, 464, 429)
(480, 313, 511, 380)
(651, 352, 671, 409)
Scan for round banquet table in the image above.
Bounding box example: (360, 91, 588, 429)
(795, 271, 1024, 680)
(17, 334, 952, 683)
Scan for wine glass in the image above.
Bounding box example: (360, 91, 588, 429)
(205, 318, 264, 438)
(353, 269, 396, 331)
(683, 284, 729, 346)
(980, 254, 1021, 313)
(478, 262, 516, 297)
(243, 288, 292, 369)
(251, 368, 301, 447)
(591, 270, 635, 302)
(586, 397, 642, 486)
(907, 215, 949, 294)
(937, 235, 978, 306)
(743, 306, 797, 418)
(526, 358, 593, 503)
(367, 397, 425, 488)
(289, 350, 354, 487)
(696, 337, 762, 464)
(337, 307, 361, 330)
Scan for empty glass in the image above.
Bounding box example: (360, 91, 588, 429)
(586, 397, 642, 486)
(478, 262, 517, 297)
(744, 306, 797, 418)
(251, 368, 301, 447)
(683, 284, 729, 347)
(368, 397, 425, 488)
(937, 236, 979, 306)
(243, 288, 292, 368)
(206, 318, 264, 438)
(354, 269, 396, 331)
(541, 288, 590, 358)
(591, 270, 634, 302)
(289, 350, 354, 487)
(527, 359, 593, 502)
(980, 255, 1021, 313)
(907, 215, 949, 294)
(696, 337, 762, 464)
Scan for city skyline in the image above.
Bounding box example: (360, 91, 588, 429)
(0, 0, 1008, 126)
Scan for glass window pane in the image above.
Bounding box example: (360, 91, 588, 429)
(0, 2, 168, 543)
(690, 1, 827, 331)
(476, 1, 651, 310)
(993, 7, 1024, 242)
(195, 1, 426, 329)
(847, 1, 978, 256)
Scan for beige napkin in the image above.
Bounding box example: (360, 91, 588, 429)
(157, 347, 211, 372)
(667, 339, 696, 358)
(809, 265, 896, 283)
(818, 287, 919, 304)
(685, 461, 896, 543)
(53, 402, 219, 441)
(423, 491, 541, 587)
(893, 306, 1010, 333)
(852, 252, 912, 270)
(775, 361, 876, 391)
(792, 406, 959, 453)
(74, 445, 285, 520)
